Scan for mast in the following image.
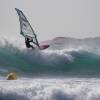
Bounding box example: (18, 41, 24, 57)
(15, 8, 40, 48)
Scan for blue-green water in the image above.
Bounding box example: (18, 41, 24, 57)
(0, 37, 100, 77)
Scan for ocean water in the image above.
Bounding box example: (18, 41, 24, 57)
(1, 78, 100, 100)
(0, 37, 100, 100)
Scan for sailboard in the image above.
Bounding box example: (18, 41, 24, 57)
(15, 8, 50, 50)
(15, 8, 40, 48)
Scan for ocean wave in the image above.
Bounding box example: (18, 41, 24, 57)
(0, 37, 100, 76)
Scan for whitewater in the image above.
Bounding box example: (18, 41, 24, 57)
(0, 36, 100, 100)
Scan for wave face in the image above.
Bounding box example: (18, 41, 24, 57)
(0, 37, 100, 77)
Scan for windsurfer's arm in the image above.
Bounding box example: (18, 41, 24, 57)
(25, 35, 33, 42)
(29, 39, 33, 42)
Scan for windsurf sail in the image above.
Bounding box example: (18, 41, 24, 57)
(15, 8, 40, 48)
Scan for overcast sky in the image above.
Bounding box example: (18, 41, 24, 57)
(0, 0, 100, 41)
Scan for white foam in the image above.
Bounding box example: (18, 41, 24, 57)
(0, 78, 100, 100)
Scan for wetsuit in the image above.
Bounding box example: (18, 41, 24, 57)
(25, 37, 34, 49)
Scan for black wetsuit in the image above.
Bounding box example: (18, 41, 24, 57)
(25, 37, 34, 49)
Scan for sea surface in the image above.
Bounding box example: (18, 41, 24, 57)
(0, 37, 100, 100)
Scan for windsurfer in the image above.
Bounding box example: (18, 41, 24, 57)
(25, 37, 34, 49)
(15, 8, 50, 50)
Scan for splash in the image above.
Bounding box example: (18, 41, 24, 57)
(0, 37, 100, 77)
(0, 78, 100, 100)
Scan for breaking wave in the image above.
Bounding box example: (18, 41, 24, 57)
(0, 37, 100, 77)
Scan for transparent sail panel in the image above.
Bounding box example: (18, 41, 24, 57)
(15, 8, 39, 47)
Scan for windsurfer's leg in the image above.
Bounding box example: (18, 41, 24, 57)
(25, 44, 34, 49)
(30, 45, 34, 49)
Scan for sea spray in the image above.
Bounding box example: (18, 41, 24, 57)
(0, 37, 100, 77)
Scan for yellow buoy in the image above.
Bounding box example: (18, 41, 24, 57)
(7, 72, 17, 80)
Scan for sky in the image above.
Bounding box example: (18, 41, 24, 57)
(0, 0, 100, 41)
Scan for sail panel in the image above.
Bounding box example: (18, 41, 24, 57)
(15, 8, 40, 47)
(15, 8, 35, 38)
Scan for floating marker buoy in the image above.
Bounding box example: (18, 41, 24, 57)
(7, 72, 17, 80)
